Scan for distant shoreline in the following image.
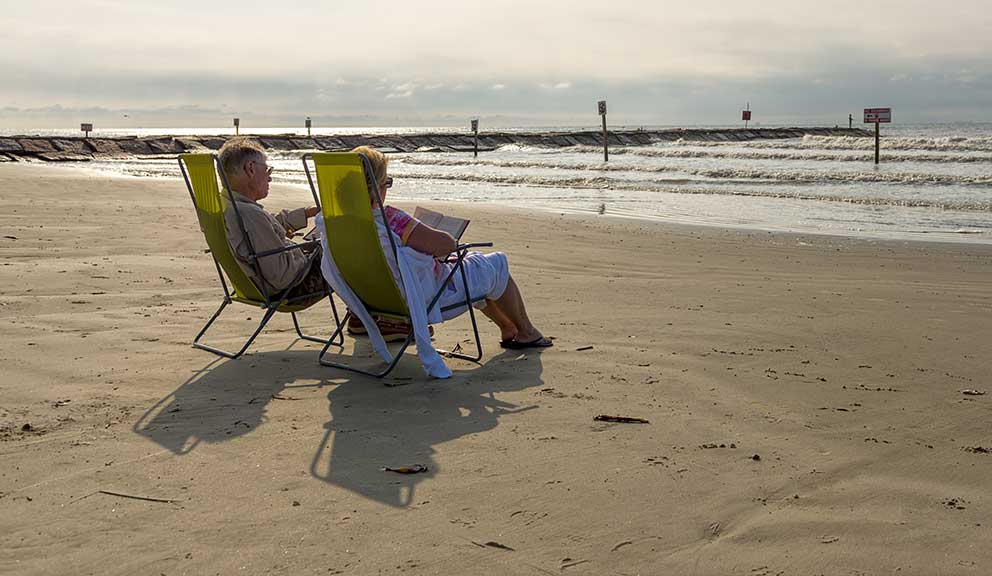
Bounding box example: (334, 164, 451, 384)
(0, 127, 872, 163)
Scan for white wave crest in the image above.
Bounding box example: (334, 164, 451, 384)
(495, 143, 562, 154)
(395, 171, 992, 212)
(398, 156, 992, 186)
(661, 134, 992, 153)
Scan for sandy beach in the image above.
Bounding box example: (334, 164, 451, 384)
(2, 162, 991, 575)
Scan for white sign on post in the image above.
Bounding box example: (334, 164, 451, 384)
(863, 108, 892, 123)
(863, 107, 892, 164)
(598, 100, 607, 115)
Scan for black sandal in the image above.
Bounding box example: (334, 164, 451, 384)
(500, 336, 554, 349)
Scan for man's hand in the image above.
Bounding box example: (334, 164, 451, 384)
(305, 206, 320, 218)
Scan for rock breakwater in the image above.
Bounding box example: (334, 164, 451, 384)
(0, 127, 873, 163)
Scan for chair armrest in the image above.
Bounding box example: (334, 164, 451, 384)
(456, 242, 493, 251)
(255, 240, 320, 259)
(444, 242, 494, 263)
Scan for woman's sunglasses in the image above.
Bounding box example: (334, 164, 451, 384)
(384, 177, 393, 188)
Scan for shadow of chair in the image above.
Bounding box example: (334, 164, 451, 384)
(133, 347, 323, 454)
(133, 344, 546, 509)
(309, 348, 546, 507)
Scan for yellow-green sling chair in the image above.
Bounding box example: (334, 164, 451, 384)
(178, 153, 343, 359)
(302, 152, 491, 377)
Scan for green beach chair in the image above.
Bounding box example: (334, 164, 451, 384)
(178, 153, 342, 359)
(302, 152, 491, 377)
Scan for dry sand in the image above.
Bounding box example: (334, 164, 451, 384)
(1, 162, 991, 575)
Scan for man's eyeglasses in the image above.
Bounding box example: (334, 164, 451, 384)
(384, 177, 393, 189)
(252, 160, 273, 176)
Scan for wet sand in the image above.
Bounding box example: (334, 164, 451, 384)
(1, 163, 991, 574)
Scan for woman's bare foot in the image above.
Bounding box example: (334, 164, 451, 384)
(513, 328, 544, 343)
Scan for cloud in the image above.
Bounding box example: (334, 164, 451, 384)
(4, 2, 991, 83)
(2, 64, 988, 130)
(1, 1, 991, 125)
(386, 82, 416, 99)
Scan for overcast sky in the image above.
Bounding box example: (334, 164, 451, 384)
(1, 0, 990, 128)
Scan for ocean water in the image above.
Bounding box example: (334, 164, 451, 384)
(13, 123, 991, 244)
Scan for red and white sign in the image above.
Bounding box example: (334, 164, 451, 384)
(863, 108, 891, 123)
(742, 110, 752, 121)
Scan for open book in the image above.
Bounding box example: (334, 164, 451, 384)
(414, 206, 470, 240)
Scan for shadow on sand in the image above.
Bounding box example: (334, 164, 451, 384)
(133, 340, 545, 507)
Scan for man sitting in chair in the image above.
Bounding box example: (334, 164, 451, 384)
(218, 137, 326, 307)
(218, 138, 415, 340)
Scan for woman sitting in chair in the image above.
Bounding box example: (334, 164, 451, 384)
(353, 145, 552, 349)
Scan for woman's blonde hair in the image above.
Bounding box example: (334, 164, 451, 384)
(352, 146, 388, 188)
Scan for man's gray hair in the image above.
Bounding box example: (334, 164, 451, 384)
(218, 137, 266, 178)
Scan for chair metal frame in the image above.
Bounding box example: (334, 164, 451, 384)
(303, 152, 491, 377)
(179, 153, 343, 359)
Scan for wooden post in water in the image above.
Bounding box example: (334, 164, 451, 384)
(598, 100, 608, 162)
(306, 116, 312, 137)
(874, 122, 880, 165)
(471, 118, 479, 158)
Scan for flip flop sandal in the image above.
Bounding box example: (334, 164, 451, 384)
(500, 336, 554, 350)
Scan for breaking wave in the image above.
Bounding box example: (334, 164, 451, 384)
(394, 171, 992, 212)
(656, 134, 992, 153)
(398, 156, 992, 186)
(590, 146, 992, 164)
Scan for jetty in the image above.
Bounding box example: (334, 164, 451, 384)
(0, 127, 873, 163)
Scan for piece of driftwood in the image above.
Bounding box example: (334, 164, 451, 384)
(98, 489, 179, 504)
(381, 465, 428, 474)
(594, 415, 649, 424)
